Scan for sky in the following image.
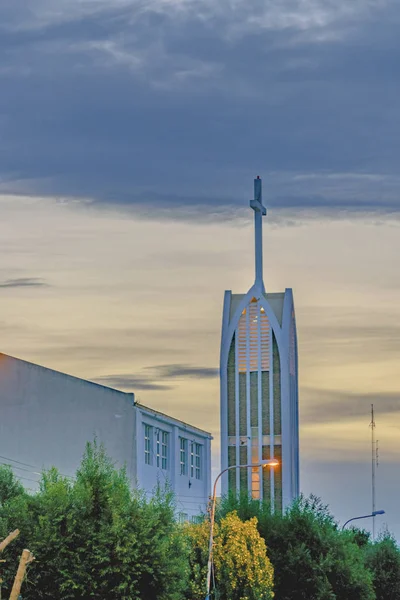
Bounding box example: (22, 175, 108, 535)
(1, 0, 400, 538)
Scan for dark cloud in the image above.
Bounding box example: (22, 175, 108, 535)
(0, 278, 49, 289)
(92, 364, 218, 392)
(302, 389, 400, 425)
(147, 364, 219, 379)
(93, 374, 172, 391)
(1, 1, 400, 220)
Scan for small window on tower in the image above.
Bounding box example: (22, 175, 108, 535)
(237, 301, 270, 373)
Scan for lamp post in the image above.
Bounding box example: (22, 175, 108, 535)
(205, 459, 279, 600)
(342, 509, 385, 530)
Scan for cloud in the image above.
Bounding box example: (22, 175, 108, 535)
(148, 364, 219, 379)
(300, 323, 400, 357)
(302, 388, 400, 425)
(1, 0, 400, 221)
(93, 364, 218, 392)
(0, 278, 49, 289)
(93, 374, 172, 391)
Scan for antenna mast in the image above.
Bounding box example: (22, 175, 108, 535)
(370, 404, 376, 540)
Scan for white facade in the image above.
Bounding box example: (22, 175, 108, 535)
(220, 177, 299, 511)
(0, 353, 211, 519)
(136, 404, 212, 521)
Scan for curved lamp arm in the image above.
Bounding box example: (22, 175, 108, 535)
(342, 510, 385, 530)
(205, 459, 278, 600)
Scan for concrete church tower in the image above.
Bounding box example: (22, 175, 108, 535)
(220, 177, 299, 511)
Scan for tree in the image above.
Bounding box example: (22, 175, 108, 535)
(366, 532, 400, 600)
(184, 510, 274, 600)
(218, 493, 375, 600)
(0, 441, 188, 600)
(0, 465, 25, 506)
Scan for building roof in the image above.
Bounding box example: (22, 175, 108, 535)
(138, 401, 212, 438)
(0, 352, 211, 436)
(0, 352, 131, 397)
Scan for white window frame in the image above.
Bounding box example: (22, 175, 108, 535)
(161, 431, 168, 470)
(156, 429, 161, 468)
(144, 424, 152, 465)
(190, 442, 194, 478)
(195, 443, 202, 480)
(155, 429, 169, 470)
(180, 437, 188, 475)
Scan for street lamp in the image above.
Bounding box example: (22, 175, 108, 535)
(205, 459, 279, 600)
(342, 510, 385, 530)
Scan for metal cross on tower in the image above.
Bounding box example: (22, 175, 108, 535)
(250, 176, 267, 293)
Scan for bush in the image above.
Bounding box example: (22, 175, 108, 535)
(184, 510, 274, 600)
(218, 493, 375, 600)
(0, 441, 188, 600)
(366, 532, 400, 600)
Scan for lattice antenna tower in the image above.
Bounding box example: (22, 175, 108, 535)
(370, 404, 377, 540)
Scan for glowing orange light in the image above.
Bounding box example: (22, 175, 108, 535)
(263, 459, 279, 468)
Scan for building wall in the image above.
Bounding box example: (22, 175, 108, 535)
(136, 405, 211, 520)
(0, 354, 136, 483)
(220, 286, 299, 511)
(0, 354, 211, 518)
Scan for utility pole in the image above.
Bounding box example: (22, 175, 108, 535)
(0, 530, 20, 600)
(9, 549, 35, 600)
(370, 404, 376, 541)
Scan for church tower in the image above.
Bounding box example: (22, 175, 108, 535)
(220, 177, 299, 511)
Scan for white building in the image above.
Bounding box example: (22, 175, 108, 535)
(0, 353, 211, 520)
(220, 177, 299, 511)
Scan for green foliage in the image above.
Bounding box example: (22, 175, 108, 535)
(3, 455, 400, 600)
(0, 441, 188, 600)
(366, 532, 400, 600)
(0, 464, 25, 505)
(183, 510, 274, 600)
(218, 493, 375, 600)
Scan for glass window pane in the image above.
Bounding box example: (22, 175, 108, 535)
(195, 443, 202, 480)
(144, 424, 152, 465)
(180, 437, 187, 475)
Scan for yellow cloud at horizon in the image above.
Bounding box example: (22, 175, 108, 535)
(1, 193, 399, 474)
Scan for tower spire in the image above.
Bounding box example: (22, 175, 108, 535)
(250, 176, 267, 293)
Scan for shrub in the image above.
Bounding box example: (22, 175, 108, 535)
(184, 510, 274, 600)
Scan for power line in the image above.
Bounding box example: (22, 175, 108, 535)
(0, 454, 74, 480)
(15, 474, 40, 484)
(2, 451, 204, 512)
(0, 461, 41, 475)
(0, 454, 38, 470)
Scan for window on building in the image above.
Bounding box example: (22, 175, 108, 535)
(161, 431, 168, 470)
(180, 437, 188, 475)
(190, 442, 202, 479)
(191, 515, 203, 524)
(251, 467, 260, 499)
(144, 424, 152, 465)
(190, 442, 194, 478)
(156, 430, 160, 467)
(237, 300, 270, 373)
(195, 443, 202, 480)
(178, 512, 188, 523)
(155, 429, 169, 470)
